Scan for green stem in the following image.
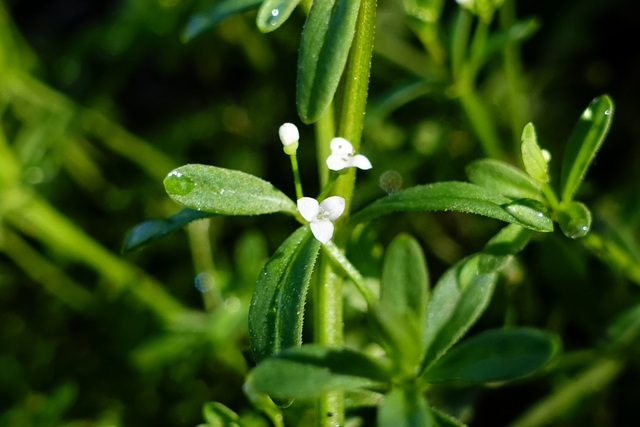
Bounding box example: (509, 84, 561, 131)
(289, 153, 304, 199)
(315, 103, 336, 189)
(313, 0, 377, 425)
(323, 240, 375, 307)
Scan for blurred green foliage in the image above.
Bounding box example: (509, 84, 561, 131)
(1, 0, 640, 426)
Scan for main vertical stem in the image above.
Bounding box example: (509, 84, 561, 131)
(314, 0, 377, 425)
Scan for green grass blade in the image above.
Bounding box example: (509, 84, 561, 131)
(256, 0, 302, 33)
(182, 0, 263, 42)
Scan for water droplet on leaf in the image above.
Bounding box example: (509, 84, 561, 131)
(164, 171, 195, 196)
(558, 201, 591, 239)
(505, 199, 553, 231)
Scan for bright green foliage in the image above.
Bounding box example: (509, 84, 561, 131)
(560, 95, 614, 201)
(466, 158, 544, 201)
(521, 123, 550, 183)
(248, 227, 321, 363)
(256, 0, 302, 32)
(420, 256, 497, 373)
(164, 164, 297, 216)
(504, 199, 553, 232)
(424, 328, 561, 383)
(478, 224, 534, 273)
(297, 0, 362, 123)
(350, 181, 552, 231)
(247, 345, 390, 399)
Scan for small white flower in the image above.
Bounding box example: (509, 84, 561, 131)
(297, 196, 346, 243)
(326, 137, 372, 171)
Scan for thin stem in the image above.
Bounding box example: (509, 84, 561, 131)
(289, 153, 304, 199)
(312, 0, 377, 426)
(315, 103, 336, 189)
(322, 240, 375, 307)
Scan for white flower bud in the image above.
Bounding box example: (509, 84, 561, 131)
(279, 123, 299, 147)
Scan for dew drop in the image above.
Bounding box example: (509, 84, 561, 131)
(379, 170, 402, 194)
(165, 170, 195, 196)
(505, 199, 553, 231)
(558, 201, 592, 239)
(604, 109, 611, 116)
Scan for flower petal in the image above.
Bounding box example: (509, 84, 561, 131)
(330, 137, 354, 155)
(310, 220, 334, 244)
(326, 154, 349, 171)
(297, 197, 319, 222)
(350, 154, 372, 170)
(320, 196, 346, 221)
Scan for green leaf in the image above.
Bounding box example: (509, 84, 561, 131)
(375, 234, 430, 370)
(478, 224, 534, 274)
(182, 0, 263, 42)
(247, 345, 390, 400)
(556, 201, 592, 239)
(248, 227, 321, 363)
(466, 159, 543, 201)
(164, 164, 297, 216)
(297, 0, 362, 123)
(256, 0, 302, 33)
(420, 256, 497, 374)
(560, 95, 614, 201)
(377, 387, 433, 427)
(350, 181, 549, 231)
(122, 208, 213, 253)
(202, 401, 241, 427)
(424, 328, 561, 383)
(380, 234, 429, 328)
(521, 123, 549, 183)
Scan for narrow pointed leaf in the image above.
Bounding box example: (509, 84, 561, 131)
(256, 0, 302, 32)
(560, 95, 614, 201)
(182, 0, 263, 42)
(377, 387, 433, 427)
(466, 159, 543, 201)
(248, 345, 390, 399)
(249, 227, 321, 363)
(424, 328, 561, 383)
(376, 234, 429, 369)
(122, 208, 213, 253)
(420, 256, 497, 374)
(350, 182, 550, 232)
(297, 0, 362, 123)
(164, 164, 297, 216)
(380, 233, 429, 324)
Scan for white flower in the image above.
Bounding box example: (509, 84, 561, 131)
(297, 196, 346, 243)
(326, 137, 372, 171)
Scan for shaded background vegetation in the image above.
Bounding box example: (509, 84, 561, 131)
(1, 0, 639, 426)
